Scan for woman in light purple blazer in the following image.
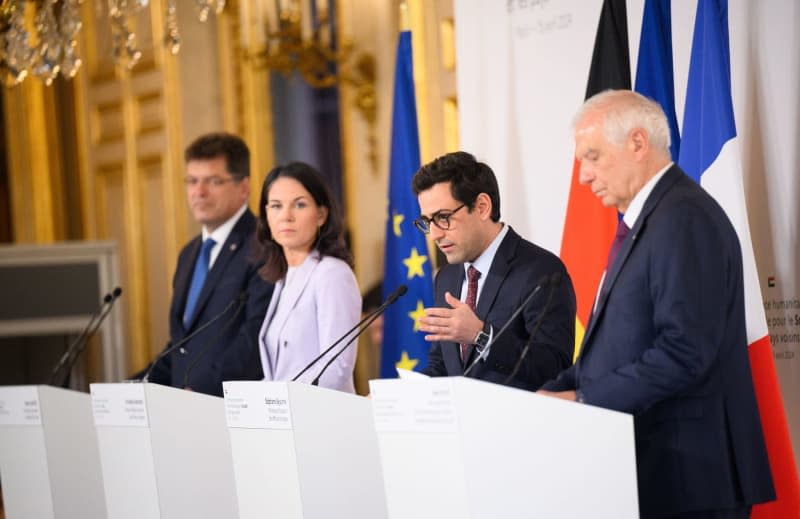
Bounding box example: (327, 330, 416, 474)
(254, 162, 361, 392)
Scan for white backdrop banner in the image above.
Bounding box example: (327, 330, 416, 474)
(455, 0, 799, 466)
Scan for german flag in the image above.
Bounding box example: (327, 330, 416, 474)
(560, 0, 629, 359)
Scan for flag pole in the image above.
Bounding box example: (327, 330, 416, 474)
(399, 1, 410, 32)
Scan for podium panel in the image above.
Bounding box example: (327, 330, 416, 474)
(370, 377, 638, 519)
(91, 383, 239, 519)
(224, 381, 387, 519)
(0, 385, 107, 519)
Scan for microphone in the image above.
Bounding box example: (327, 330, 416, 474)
(309, 284, 408, 386)
(503, 272, 562, 384)
(182, 291, 249, 388)
(291, 284, 408, 383)
(49, 287, 123, 387)
(142, 293, 242, 383)
(464, 274, 551, 376)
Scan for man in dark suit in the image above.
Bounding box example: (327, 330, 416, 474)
(140, 133, 272, 396)
(413, 151, 575, 390)
(540, 90, 775, 518)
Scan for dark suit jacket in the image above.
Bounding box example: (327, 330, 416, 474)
(422, 227, 576, 391)
(543, 166, 775, 517)
(143, 210, 272, 396)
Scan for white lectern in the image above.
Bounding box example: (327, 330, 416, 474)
(90, 382, 239, 519)
(223, 381, 387, 519)
(369, 377, 639, 519)
(0, 385, 107, 519)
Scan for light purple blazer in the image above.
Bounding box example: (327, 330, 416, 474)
(258, 250, 361, 392)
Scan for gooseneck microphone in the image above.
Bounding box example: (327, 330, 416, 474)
(463, 274, 552, 377)
(291, 284, 408, 383)
(182, 291, 249, 388)
(309, 285, 407, 386)
(49, 287, 123, 387)
(142, 293, 242, 383)
(503, 272, 562, 385)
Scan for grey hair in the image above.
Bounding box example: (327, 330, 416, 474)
(573, 90, 671, 155)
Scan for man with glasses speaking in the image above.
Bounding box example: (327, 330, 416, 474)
(412, 151, 576, 390)
(136, 133, 272, 396)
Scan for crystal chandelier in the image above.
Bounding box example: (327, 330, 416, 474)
(110, 0, 226, 70)
(0, 0, 225, 86)
(1, 0, 82, 85)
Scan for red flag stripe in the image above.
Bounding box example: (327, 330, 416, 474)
(749, 335, 800, 516)
(559, 159, 617, 357)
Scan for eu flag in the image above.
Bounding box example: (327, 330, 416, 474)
(380, 30, 434, 377)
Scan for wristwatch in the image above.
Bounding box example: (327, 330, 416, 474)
(473, 322, 491, 351)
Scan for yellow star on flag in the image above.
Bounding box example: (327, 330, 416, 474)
(396, 351, 419, 371)
(393, 212, 404, 237)
(408, 300, 426, 332)
(402, 247, 428, 279)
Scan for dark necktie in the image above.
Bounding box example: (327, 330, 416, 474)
(460, 266, 481, 363)
(183, 238, 216, 328)
(606, 219, 630, 272)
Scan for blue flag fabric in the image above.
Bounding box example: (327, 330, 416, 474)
(678, 0, 737, 182)
(634, 0, 681, 161)
(380, 31, 435, 377)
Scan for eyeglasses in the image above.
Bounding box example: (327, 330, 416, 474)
(413, 203, 466, 234)
(183, 176, 238, 188)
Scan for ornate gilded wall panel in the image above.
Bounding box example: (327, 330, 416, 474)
(409, 0, 458, 163)
(2, 0, 274, 381)
(3, 82, 64, 243)
(338, 0, 397, 294)
(223, 2, 274, 206)
(73, 2, 176, 373)
(140, 158, 170, 361)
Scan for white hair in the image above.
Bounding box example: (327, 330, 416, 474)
(573, 90, 671, 155)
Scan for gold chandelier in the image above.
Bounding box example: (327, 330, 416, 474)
(0, 0, 225, 86)
(249, 0, 350, 89)
(247, 1, 377, 170)
(1, 0, 367, 113)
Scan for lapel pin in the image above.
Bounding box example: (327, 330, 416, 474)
(230, 243, 238, 252)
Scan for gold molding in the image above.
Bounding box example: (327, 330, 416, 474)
(341, 52, 377, 174)
(221, 2, 275, 202)
(3, 80, 63, 243)
(407, 0, 433, 164)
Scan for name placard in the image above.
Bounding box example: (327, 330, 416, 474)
(223, 381, 293, 430)
(90, 383, 149, 427)
(0, 386, 42, 426)
(371, 379, 458, 433)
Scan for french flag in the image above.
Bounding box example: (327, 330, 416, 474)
(677, 0, 800, 516)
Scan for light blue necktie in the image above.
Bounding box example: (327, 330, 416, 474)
(183, 238, 216, 328)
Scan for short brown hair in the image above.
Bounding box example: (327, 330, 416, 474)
(184, 133, 250, 180)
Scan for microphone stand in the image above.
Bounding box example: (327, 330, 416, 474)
(142, 295, 240, 383)
(182, 294, 248, 388)
(49, 288, 122, 387)
(310, 307, 386, 386)
(503, 276, 561, 385)
(291, 285, 407, 383)
(463, 276, 550, 377)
